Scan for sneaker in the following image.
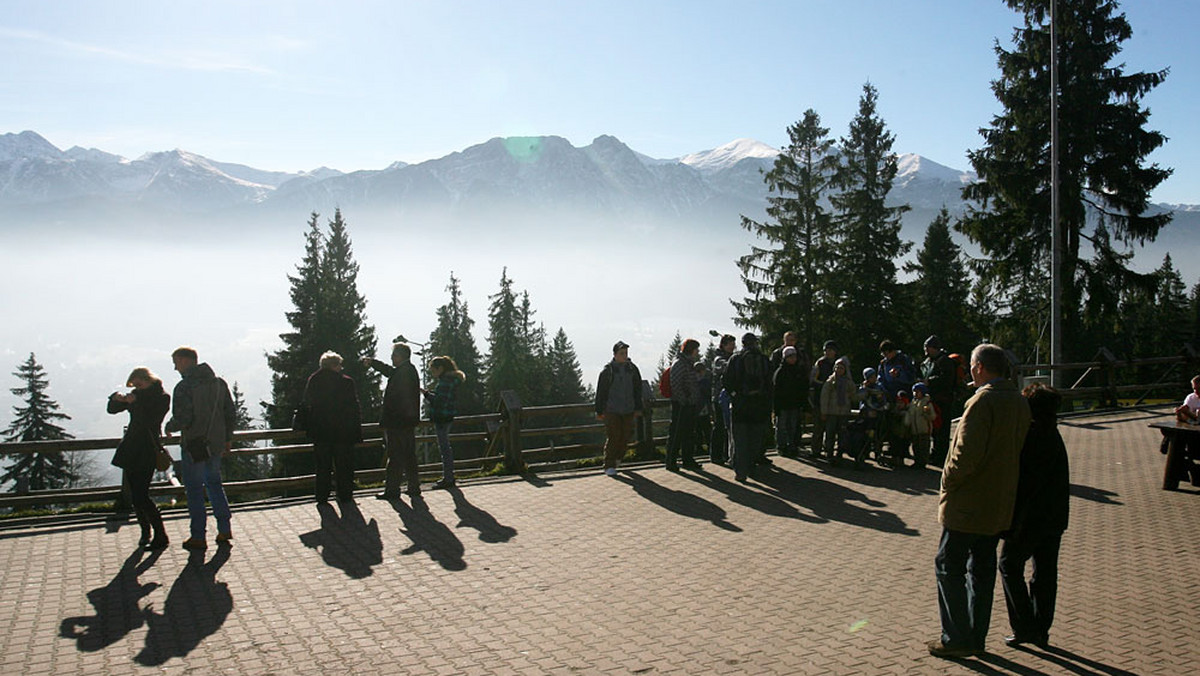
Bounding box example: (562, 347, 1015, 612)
(375, 492, 399, 501)
(146, 536, 169, 551)
(604, 467, 617, 477)
(182, 538, 207, 552)
(215, 532, 233, 544)
(432, 479, 455, 490)
(927, 639, 979, 658)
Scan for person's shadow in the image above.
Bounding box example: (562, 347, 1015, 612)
(299, 501, 384, 579)
(59, 549, 162, 652)
(449, 487, 518, 543)
(392, 496, 467, 571)
(680, 468, 823, 524)
(134, 546, 232, 666)
(617, 471, 742, 531)
(755, 466, 920, 536)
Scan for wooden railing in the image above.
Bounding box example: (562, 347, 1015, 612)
(1014, 346, 1198, 407)
(0, 388, 673, 511)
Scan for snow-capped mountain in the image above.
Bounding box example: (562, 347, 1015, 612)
(678, 138, 780, 173)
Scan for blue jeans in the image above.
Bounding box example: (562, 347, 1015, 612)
(936, 528, 1000, 650)
(434, 421, 454, 482)
(179, 450, 232, 541)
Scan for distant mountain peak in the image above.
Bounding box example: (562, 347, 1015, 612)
(678, 138, 779, 172)
(0, 130, 62, 161)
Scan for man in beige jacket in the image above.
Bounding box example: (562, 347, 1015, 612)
(928, 344, 1030, 659)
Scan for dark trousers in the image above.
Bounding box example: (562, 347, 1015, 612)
(710, 405, 729, 464)
(999, 532, 1062, 642)
(383, 426, 419, 495)
(936, 528, 1000, 650)
(314, 441, 356, 501)
(667, 402, 698, 467)
(127, 466, 165, 539)
(731, 420, 767, 481)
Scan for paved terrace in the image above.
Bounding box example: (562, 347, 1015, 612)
(1, 407, 1197, 675)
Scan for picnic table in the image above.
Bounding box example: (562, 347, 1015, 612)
(1148, 419, 1200, 490)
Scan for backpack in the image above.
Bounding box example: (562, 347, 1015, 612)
(741, 352, 768, 396)
(658, 369, 672, 398)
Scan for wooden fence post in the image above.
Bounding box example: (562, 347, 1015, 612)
(498, 390, 526, 474)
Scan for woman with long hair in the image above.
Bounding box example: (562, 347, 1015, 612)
(423, 356, 465, 489)
(107, 366, 171, 549)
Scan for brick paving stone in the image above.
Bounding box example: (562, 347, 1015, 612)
(1, 407, 1197, 674)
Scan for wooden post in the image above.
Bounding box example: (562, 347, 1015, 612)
(1097, 347, 1118, 409)
(637, 380, 655, 457)
(498, 390, 526, 474)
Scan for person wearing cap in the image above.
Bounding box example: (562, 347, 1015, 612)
(773, 346, 807, 459)
(928, 343, 1030, 659)
(595, 341, 644, 476)
(709, 334, 737, 466)
(667, 338, 704, 471)
(809, 340, 841, 458)
(724, 332, 773, 482)
(921, 335, 959, 466)
(769, 330, 800, 372)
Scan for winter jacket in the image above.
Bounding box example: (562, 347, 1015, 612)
(1007, 420, 1070, 542)
(878, 351, 917, 400)
(921, 350, 959, 406)
(820, 368, 856, 418)
(368, 358, 421, 428)
(303, 368, 363, 444)
(669, 353, 702, 406)
(724, 347, 773, 423)
(939, 379, 1031, 535)
(711, 351, 733, 401)
(773, 361, 808, 413)
(423, 372, 464, 423)
(904, 396, 936, 437)
(108, 381, 170, 472)
(858, 381, 889, 415)
(595, 359, 643, 416)
(165, 362, 235, 456)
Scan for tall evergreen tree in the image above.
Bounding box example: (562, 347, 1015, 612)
(484, 268, 525, 406)
(905, 208, 975, 352)
(428, 272, 485, 414)
(545, 328, 588, 404)
(735, 109, 840, 360)
(828, 82, 911, 363)
(958, 0, 1172, 360)
(265, 209, 381, 476)
(2, 353, 75, 491)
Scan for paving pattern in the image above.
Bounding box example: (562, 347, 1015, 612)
(1, 407, 1197, 675)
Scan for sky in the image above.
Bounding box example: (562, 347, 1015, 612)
(1, 0, 1197, 204)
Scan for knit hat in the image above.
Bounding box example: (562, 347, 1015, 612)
(863, 367, 877, 380)
(782, 346, 797, 358)
(613, 340, 629, 353)
(742, 332, 759, 347)
(913, 382, 929, 393)
(924, 335, 942, 349)
(823, 340, 838, 351)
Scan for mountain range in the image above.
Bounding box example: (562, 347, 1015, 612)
(1, 130, 1195, 248)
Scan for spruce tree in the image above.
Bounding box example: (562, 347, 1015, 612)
(545, 328, 588, 404)
(428, 273, 485, 414)
(828, 82, 911, 363)
(265, 209, 381, 476)
(483, 268, 525, 406)
(2, 353, 76, 491)
(958, 0, 1172, 360)
(735, 109, 840, 360)
(905, 208, 974, 352)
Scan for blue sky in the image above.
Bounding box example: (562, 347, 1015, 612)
(2, 0, 1196, 203)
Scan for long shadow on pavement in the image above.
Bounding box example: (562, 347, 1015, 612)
(449, 487, 518, 543)
(614, 472, 742, 532)
(1069, 484, 1123, 505)
(299, 501, 383, 579)
(1021, 644, 1140, 676)
(391, 496, 466, 571)
(677, 469, 824, 524)
(59, 548, 162, 653)
(135, 546, 232, 666)
(753, 465, 920, 536)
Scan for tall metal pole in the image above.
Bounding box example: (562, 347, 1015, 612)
(1050, 0, 1063, 388)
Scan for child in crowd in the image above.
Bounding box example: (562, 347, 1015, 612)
(905, 382, 937, 468)
(820, 357, 855, 464)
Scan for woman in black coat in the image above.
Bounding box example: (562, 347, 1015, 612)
(108, 366, 171, 549)
(302, 351, 362, 503)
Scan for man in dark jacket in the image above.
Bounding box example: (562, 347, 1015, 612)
(810, 340, 839, 457)
(773, 346, 807, 458)
(921, 335, 959, 466)
(999, 383, 1070, 649)
(725, 333, 773, 482)
(595, 341, 643, 477)
(709, 334, 737, 466)
(304, 351, 362, 503)
(364, 342, 421, 499)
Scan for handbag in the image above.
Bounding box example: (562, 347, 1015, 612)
(155, 444, 173, 472)
(291, 404, 309, 432)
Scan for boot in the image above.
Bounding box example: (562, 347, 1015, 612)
(145, 505, 169, 550)
(134, 507, 151, 548)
